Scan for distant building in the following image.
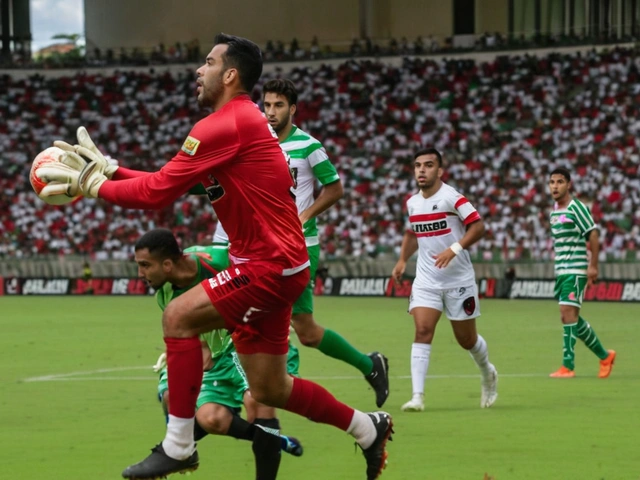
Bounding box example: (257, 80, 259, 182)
(36, 43, 77, 58)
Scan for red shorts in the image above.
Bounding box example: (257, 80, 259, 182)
(202, 261, 309, 355)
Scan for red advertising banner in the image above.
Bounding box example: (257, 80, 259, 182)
(2, 278, 153, 296)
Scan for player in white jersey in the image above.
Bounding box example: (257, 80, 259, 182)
(392, 148, 498, 411)
(263, 78, 390, 408)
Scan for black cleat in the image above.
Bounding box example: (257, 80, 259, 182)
(365, 352, 389, 408)
(360, 412, 394, 480)
(122, 444, 199, 479)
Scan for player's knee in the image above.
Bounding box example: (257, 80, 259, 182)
(196, 408, 229, 435)
(162, 302, 188, 337)
(248, 384, 283, 407)
(414, 327, 434, 343)
(292, 315, 322, 347)
(297, 332, 321, 348)
(560, 307, 578, 323)
(247, 386, 271, 406)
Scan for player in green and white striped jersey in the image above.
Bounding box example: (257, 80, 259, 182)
(547, 167, 616, 379)
(263, 79, 390, 407)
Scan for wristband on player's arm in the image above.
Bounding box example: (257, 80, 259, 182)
(450, 242, 463, 255)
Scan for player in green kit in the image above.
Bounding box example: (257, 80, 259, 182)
(547, 167, 616, 378)
(135, 229, 302, 480)
(262, 79, 390, 407)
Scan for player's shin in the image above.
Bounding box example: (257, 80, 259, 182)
(226, 415, 257, 440)
(252, 418, 282, 480)
(317, 328, 373, 375)
(162, 336, 203, 460)
(468, 335, 491, 376)
(283, 377, 354, 431)
(562, 323, 578, 370)
(193, 421, 209, 441)
(410, 343, 431, 395)
(577, 316, 608, 359)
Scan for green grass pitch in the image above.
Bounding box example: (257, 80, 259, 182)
(1, 296, 639, 479)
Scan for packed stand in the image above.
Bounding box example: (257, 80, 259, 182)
(7, 29, 631, 69)
(1, 47, 639, 261)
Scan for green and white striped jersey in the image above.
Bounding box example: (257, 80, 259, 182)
(549, 198, 596, 276)
(281, 125, 340, 247)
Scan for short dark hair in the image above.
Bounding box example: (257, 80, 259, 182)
(263, 78, 298, 106)
(550, 167, 571, 182)
(414, 147, 443, 167)
(135, 229, 181, 261)
(213, 33, 263, 92)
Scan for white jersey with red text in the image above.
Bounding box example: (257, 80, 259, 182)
(407, 182, 481, 289)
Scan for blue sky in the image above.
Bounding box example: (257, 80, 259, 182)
(31, 0, 84, 51)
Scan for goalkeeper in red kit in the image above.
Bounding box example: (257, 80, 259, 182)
(39, 33, 393, 480)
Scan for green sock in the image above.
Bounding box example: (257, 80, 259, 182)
(577, 316, 608, 360)
(317, 329, 373, 375)
(562, 323, 578, 370)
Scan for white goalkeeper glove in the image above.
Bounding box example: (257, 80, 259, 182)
(37, 156, 108, 199)
(153, 352, 167, 373)
(53, 126, 119, 179)
(77, 158, 108, 198)
(36, 158, 82, 197)
(49, 142, 88, 172)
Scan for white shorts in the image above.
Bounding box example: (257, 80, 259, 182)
(409, 283, 480, 320)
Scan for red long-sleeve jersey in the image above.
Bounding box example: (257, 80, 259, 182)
(99, 95, 308, 274)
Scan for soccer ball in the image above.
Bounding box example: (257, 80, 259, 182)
(30, 147, 80, 205)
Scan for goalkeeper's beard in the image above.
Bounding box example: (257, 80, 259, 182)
(197, 77, 224, 108)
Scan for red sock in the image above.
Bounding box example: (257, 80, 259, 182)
(284, 377, 354, 431)
(165, 336, 203, 419)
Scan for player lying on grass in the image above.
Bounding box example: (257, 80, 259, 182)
(136, 229, 302, 479)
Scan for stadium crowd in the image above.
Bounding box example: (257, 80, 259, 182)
(1, 47, 639, 261)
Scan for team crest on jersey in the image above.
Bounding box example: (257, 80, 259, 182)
(181, 136, 201, 156)
(551, 214, 571, 225)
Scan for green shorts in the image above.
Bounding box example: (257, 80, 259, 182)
(157, 342, 301, 408)
(286, 342, 301, 377)
(554, 274, 587, 308)
(293, 244, 320, 315)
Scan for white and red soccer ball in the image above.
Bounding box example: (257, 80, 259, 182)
(29, 146, 80, 205)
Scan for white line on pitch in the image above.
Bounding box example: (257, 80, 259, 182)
(23, 366, 151, 382)
(22, 368, 546, 383)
